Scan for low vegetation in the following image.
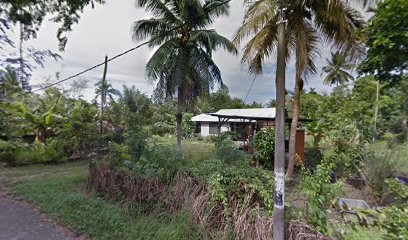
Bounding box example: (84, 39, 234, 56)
(2, 162, 209, 240)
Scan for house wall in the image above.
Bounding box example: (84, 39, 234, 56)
(199, 122, 229, 137)
(201, 123, 210, 136)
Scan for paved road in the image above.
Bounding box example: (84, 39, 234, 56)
(0, 179, 84, 240)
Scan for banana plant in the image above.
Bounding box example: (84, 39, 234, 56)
(10, 93, 65, 142)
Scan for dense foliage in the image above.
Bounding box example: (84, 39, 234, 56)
(358, 0, 408, 82)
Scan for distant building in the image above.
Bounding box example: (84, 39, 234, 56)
(191, 108, 309, 163)
(191, 108, 278, 138)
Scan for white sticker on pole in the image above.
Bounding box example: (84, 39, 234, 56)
(274, 172, 285, 209)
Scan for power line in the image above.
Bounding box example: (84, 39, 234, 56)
(32, 0, 232, 93)
(242, 75, 257, 104)
(32, 41, 149, 92)
(232, 75, 257, 117)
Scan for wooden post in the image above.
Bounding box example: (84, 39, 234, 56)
(295, 129, 305, 165)
(100, 56, 108, 134)
(218, 118, 221, 136)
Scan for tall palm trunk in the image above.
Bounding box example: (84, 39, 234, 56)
(286, 72, 301, 178)
(176, 88, 183, 155)
(273, 7, 287, 240)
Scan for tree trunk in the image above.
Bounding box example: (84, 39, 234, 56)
(373, 80, 380, 141)
(273, 6, 287, 240)
(405, 118, 408, 148)
(286, 73, 301, 178)
(19, 20, 25, 92)
(403, 117, 408, 148)
(176, 89, 183, 155)
(35, 130, 45, 142)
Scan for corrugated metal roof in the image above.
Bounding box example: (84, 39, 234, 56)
(213, 108, 276, 119)
(191, 108, 276, 122)
(191, 113, 254, 123)
(191, 114, 219, 122)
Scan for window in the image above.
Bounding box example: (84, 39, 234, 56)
(195, 123, 201, 133)
(209, 123, 218, 134)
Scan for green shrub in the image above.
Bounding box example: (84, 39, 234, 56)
(113, 144, 182, 181)
(300, 153, 343, 234)
(31, 140, 60, 163)
(251, 128, 275, 167)
(379, 180, 408, 240)
(108, 142, 131, 167)
(214, 139, 246, 164)
(0, 140, 31, 165)
(304, 147, 323, 167)
(359, 144, 403, 198)
(207, 132, 238, 143)
(151, 121, 175, 136)
(145, 144, 182, 180)
(182, 113, 195, 139)
(57, 122, 100, 158)
(330, 145, 367, 177)
(380, 206, 408, 240)
(0, 139, 61, 166)
(127, 129, 149, 161)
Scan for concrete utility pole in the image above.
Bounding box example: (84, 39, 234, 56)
(273, 0, 287, 239)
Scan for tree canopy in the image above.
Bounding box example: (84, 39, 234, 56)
(0, 0, 105, 50)
(358, 0, 408, 82)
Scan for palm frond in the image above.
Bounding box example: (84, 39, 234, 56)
(313, 0, 365, 59)
(233, 0, 278, 45)
(190, 29, 237, 55)
(241, 21, 278, 74)
(203, 0, 230, 21)
(135, 0, 182, 24)
(146, 39, 180, 82)
(132, 18, 172, 42)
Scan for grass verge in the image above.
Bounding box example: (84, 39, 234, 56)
(4, 162, 208, 240)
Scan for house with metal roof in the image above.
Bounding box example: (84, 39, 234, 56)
(191, 108, 310, 163)
(191, 108, 292, 138)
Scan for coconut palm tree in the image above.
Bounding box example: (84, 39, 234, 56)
(95, 75, 120, 133)
(94, 81, 120, 106)
(132, 0, 237, 154)
(322, 51, 355, 86)
(234, 0, 365, 179)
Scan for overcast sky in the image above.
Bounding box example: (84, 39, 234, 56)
(9, 0, 371, 104)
